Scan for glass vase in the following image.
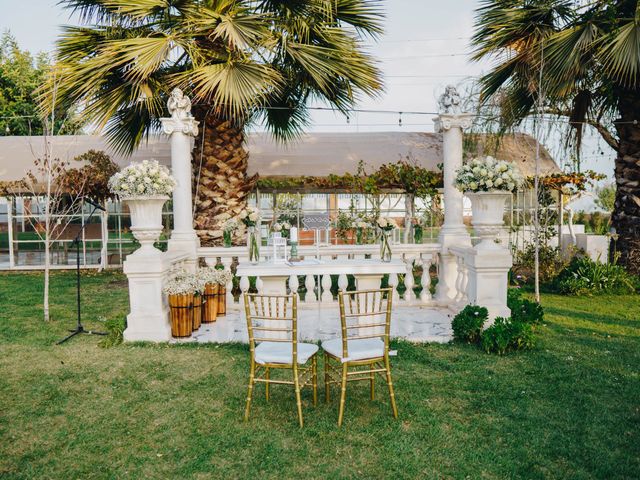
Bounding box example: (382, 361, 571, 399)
(247, 225, 260, 264)
(413, 224, 423, 244)
(356, 227, 364, 245)
(223, 230, 232, 248)
(380, 230, 392, 262)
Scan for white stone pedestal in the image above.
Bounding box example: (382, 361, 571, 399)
(123, 253, 173, 342)
(464, 247, 512, 322)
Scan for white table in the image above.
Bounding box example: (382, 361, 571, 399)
(236, 258, 406, 299)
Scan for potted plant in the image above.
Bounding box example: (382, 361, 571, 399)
(163, 272, 198, 338)
(239, 206, 261, 264)
(455, 156, 521, 249)
(198, 267, 231, 322)
(108, 160, 176, 256)
(375, 217, 397, 262)
(222, 218, 239, 248)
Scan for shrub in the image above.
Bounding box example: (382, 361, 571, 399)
(507, 288, 544, 325)
(452, 305, 488, 344)
(99, 317, 126, 348)
(553, 256, 637, 295)
(481, 317, 535, 355)
(513, 244, 569, 284)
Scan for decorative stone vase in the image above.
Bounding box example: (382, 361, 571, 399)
(247, 225, 260, 265)
(123, 195, 169, 256)
(466, 191, 510, 249)
(380, 230, 392, 262)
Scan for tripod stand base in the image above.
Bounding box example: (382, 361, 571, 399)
(57, 325, 107, 345)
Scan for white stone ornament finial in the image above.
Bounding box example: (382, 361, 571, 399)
(167, 87, 192, 120)
(438, 85, 462, 114)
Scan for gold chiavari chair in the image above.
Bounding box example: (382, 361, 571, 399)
(322, 288, 398, 426)
(243, 293, 318, 427)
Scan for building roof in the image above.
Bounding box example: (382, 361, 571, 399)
(0, 131, 560, 184)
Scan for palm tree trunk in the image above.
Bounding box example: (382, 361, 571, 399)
(612, 89, 640, 274)
(191, 111, 257, 246)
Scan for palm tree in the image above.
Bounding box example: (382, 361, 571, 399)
(50, 0, 383, 245)
(472, 0, 640, 273)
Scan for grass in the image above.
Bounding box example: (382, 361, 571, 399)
(1, 271, 639, 479)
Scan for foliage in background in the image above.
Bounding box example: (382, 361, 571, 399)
(530, 171, 606, 194)
(256, 159, 442, 196)
(452, 305, 488, 344)
(512, 244, 569, 285)
(481, 317, 535, 355)
(553, 255, 638, 296)
(59, 150, 120, 201)
(0, 32, 81, 136)
(595, 183, 616, 213)
(574, 210, 610, 235)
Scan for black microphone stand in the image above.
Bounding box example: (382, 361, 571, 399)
(57, 199, 107, 344)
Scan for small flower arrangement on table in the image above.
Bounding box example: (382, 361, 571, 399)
(454, 156, 521, 193)
(271, 220, 292, 238)
(354, 219, 370, 245)
(375, 217, 397, 262)
(239, 206, 261, 264)
(411, 217, 424, 243)
(108, 159, 176, 198)
(222, 218, 240, 247)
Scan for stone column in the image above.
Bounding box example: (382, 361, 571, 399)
(433, 86, 473, 303)
(160, 88, 200, 267)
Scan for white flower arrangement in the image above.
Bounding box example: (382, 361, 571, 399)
(238, 206, 260, 227)
(197, 267, 233, 286)
(454, 156, 522, 193)
(376, 217, 397, 231)
(355, 220, 369, 229)
(108, 160, 176, 198)
(163, 269, 201, 296)
(271, 221, 291, 232)
(223, 218, 240, 233)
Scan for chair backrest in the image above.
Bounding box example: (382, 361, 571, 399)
(243, 293, 298, 362)
(337, 288, 393, 359)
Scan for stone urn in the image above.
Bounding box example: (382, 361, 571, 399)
(123, 195, 169, 256)
(466, 191, 510, 249)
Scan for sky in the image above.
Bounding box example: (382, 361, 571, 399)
(0, 0, 617, 184)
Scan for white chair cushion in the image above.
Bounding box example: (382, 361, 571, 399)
(254, 341, 318, 365)
(321, 337, 385, 363)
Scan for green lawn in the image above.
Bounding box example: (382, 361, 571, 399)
(1, 271, 639, 479)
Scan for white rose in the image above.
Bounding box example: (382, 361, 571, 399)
(128, 175, 136, 182)
(486, 180, 494, 188)
(469, 182, 478, 190)
(137, 184, 145, 193)
(494, 178, 504, 186)
(249, 212, 259, 222)
(122, 184, 129, 190)
(507, 183, 515, 191)
(480, 169, 487, 176)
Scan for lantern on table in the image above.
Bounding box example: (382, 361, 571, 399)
(270, 232, 288, 264)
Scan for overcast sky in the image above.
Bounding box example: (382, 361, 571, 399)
(0, 0, 616, 181)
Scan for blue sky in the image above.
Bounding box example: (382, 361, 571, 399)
(0, 0, 616, 181)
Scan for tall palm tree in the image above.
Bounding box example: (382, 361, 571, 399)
(50, 0, 383, 245)
(472, 0, 640, 273)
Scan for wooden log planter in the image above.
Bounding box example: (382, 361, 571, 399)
(168, 293, 194, 338)
(202, 283, 219, 323)
(217, 285, 227, 316)
(192, 294, 202, 331)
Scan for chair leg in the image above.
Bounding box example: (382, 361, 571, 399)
(338, 363, 348, 427)
(244, 362, 256, 422)
(384, 356, 398, 419)
(265, 367, 270, 401)
(312, 356, 318, 407)
(324, 352, 330, 403)
(293, 366, 304, 428)
(370, 363, 375, 400)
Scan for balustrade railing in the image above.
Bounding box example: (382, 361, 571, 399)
(448, 245, 473, 307)
(195, 243, 441, 309)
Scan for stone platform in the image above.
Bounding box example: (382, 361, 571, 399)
(170, 306, 454, 344)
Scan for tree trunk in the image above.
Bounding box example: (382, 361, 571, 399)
(612, 89, 640, 274)
(191, 111, 257, 246)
